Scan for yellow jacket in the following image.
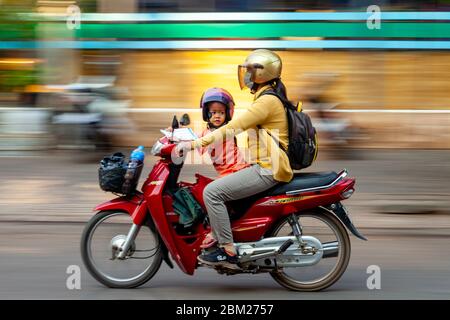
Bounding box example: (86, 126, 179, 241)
(191, 84, 293, 182)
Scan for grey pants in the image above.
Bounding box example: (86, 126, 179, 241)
(203, 164, 278, 244)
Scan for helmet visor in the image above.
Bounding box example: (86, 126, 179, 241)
(238, 65, 253, 90)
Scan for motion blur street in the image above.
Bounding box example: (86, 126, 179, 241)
(2, 0, 450, 302)
(1, 149, 449, 299)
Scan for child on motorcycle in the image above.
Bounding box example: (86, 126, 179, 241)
(197, 88, 249, 177)
(169, 88, 249, 249)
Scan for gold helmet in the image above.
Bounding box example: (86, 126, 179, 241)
(238, 49, 282, 90)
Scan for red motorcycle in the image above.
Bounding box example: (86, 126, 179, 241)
(81, 133, 366, 292)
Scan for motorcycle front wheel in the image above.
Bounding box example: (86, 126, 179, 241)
(81, 210, 163, 288)
(268, 210, 351, 292)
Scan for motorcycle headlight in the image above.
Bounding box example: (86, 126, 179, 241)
(151, 140, 164, 156)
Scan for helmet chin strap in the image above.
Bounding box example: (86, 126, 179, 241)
(250, 82, 262, 94)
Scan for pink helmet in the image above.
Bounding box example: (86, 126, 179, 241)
(200, 88, 235, 122)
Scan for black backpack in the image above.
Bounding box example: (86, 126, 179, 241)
(260, 89, 318, 170)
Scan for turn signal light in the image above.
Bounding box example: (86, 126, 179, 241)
(341, 188, 354, 199)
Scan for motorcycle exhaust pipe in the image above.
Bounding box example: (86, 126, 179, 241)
(239, 240, 338, 263)
(322, 241, 339, 258)
(240, 239, 294, 263)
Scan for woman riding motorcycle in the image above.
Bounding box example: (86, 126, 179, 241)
(176, 49, 293, 269)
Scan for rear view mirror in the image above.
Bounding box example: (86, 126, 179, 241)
(180, 113, 190, 126)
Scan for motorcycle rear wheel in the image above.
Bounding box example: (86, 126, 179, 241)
(269, 210, 351, 292)
(81, 210, 163, 288)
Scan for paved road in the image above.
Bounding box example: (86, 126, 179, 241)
(1, 222, 449, 299)
(0, 149, 449, 299)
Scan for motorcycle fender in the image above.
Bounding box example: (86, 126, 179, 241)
(322, 204, 368, 241)
(93, 196, 147, 225)
(93, 196, 175, 269)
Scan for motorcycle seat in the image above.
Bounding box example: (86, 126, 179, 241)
(266, 171, 339, 196)
(227, 171, 340, 220)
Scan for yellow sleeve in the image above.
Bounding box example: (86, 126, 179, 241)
(190, 96, 273, 149)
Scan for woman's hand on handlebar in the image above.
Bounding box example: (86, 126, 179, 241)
(174, 141, 192, 157)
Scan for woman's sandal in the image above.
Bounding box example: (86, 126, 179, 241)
(200, 233, 218, 249)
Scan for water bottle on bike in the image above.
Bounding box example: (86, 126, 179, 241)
(122, 145, 145, 194)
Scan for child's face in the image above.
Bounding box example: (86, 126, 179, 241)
(208, 102, 226, 127)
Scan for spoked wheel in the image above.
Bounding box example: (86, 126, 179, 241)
(81, 210, 163, 288)
(269, 210, 351, 292)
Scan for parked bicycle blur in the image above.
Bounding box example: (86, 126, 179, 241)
(48, 76, 135, 160)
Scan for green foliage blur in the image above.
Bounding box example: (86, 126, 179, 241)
(0, 1, 39, 93)
(0, 0, 37, 40)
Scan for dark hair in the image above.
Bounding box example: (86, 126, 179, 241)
(272, 78, 288, 101)
(253, 78, 287, 96)
(261, 78, 294, 109)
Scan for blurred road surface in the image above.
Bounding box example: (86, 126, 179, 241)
(0, 149, 449, 299)
(0, 222, 449, 299)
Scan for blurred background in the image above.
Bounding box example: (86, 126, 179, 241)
(1, 0, 450, 151)
(0, 0, 450, 299)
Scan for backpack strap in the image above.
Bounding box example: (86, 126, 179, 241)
(257, 124, 287, 153)
(257, 89, 289, 153)
(260, 89, 295, 110)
